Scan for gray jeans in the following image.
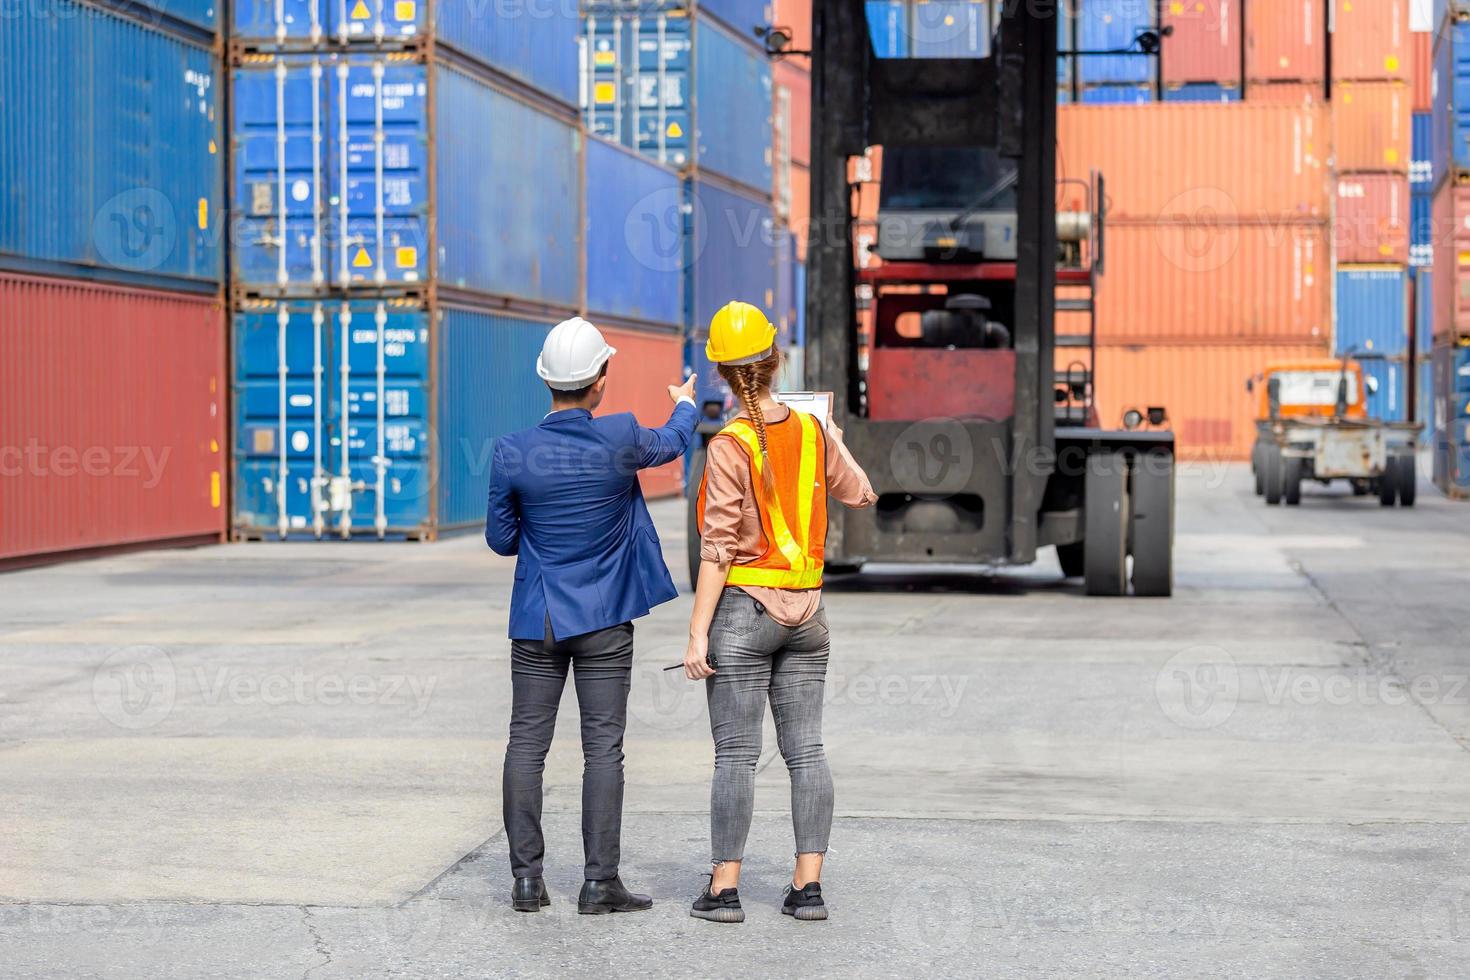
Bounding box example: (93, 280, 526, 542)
(705, 587, 834, 863)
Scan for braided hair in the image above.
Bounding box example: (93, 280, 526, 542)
(717, 347, 782, 500)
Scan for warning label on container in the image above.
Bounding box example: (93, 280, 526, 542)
(351, 0, 369, 19)
(352, 248, 373, 269)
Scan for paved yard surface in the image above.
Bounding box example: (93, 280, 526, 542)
(3, 461, 1470, 978)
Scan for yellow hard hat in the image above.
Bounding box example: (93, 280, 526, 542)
(705, 301, 776, 364)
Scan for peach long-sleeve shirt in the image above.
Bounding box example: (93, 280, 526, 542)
(699, 407, 878, 626)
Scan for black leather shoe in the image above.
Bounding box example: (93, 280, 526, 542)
(511, 877, 550, 912)
(577, 875, 653, 914)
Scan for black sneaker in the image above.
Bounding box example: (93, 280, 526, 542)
(782, 881, 827, 921)
(690, 882, 745, 923)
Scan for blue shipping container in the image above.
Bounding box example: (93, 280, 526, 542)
(1412, 111, 1433, 188)
(120, 0, 220, 34)
(687, 178, 777, 406)
(1431, 22, 1470, 184)
(1078, 0, 1155, 84)
(232, 298, 560, 536)
(1079, 84, 1154, 104)
(1359, 357, 1408, 422)
(231, 54, 580, 307)
(585, 137, 686, 327)
(1335, 266, 1409, 357)
(694, 16, 774, 192)
(584, 11, 693, 167)
(867, 1, 908, 57)
(1411, 191, 1433, 269)
(1417, 268, 1434, 355)
(910, 1, 991, 58)
(0, 4, 223, 288)
(1163, 83, 1241, 103)
(697, 0, 768, 35)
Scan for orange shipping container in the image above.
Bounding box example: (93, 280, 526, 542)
(773, 60, 811, 167)
(1247, 0, 1326, 82)
(1071, 221, 1330, 343)
(1162, 0, 1244, 86)
(1057, 103, 1329, 221)
(598, 326, 685, 499)
(1245, 80, 1326, 104)
(1332, 80, 1411, 172)
(1334, 173, 1410, 263)
(771, 0, 811, 62)
(1412, 30, 1433, 111)
(1084, 342, 1332, 461)
(1329, 0, 1410, 83)
(1431, 181, 1470, 344)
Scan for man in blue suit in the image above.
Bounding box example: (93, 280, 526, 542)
(486, 316, 697, 916)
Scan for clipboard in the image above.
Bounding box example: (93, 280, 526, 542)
(772, 391, 834, 429)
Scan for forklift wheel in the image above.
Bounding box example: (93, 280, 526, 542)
(1130, 449, 1175, 597)
(1056, 542, 1085, 578)
(685, 447, 707, 589)
(1397, 456, 1418, 507)
(1378, 464, 1398, 507)
(1084, 451, 1129, 597)
(1264, 450, 1284, 506)
(1283, 456, 1303, 506)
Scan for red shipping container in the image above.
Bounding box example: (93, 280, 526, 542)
(598, 325, 685, 499)
(1332, 80, 1411, 172)
(1431, 181, 1470, 344)
(777, 161, 811, 261)
(771, 0, 811, 64)
(1329, 0, 1410, 82)
(1163, 0, 1243, 86)
(773, 60, 811, 167)
(1412, 30, 1432, 111)
(1334, 173, 1410, 263)
(0, 273, 226, 563)
(1246, 80, 1326, 103)
(1083, 342, 1333, 461)
(1076, 221, 1330, 342)
(1247, 0, 1326, 83)
(1057, 102, 1330, 221)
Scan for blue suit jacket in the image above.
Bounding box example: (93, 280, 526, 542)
(485, 401, 697, 641)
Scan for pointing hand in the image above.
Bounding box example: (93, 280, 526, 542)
(668, 374, 696, 404)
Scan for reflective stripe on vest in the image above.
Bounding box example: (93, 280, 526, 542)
(717, 412, 824, 590)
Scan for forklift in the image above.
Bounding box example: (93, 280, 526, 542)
(688, 2, 1175, 596)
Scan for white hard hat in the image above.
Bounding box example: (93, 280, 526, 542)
(536, 317, 617, 390)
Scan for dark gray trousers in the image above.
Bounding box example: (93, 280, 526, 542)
(503, 620, 634, 881)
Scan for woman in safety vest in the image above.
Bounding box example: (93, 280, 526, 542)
(684, 300, 876, 924)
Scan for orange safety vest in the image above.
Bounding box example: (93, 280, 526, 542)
(696, 411, 827, 589)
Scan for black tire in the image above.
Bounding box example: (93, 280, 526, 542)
(1130, 449, 1174, 597)
(1378, 461, 1398, 507)
(1252, 441, 1265, 496)
(1397, 455, 1418, 507)
(1283, 455, 1303, 506)
(1056, 541, 1085, 578)
(1264, 449, 1283, 505)
(1084, 450, 1129, 597)
(685, 447, 707, 588)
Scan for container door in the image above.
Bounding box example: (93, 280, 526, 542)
(333, 0, 424, 43)
(234, 0, 328, 45)
(330, 59, 430, 287)
(232, 58, 329, 290)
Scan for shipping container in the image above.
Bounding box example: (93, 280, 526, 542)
(1419, 356, 1435, 432)
(776, 159, 812, 257)
(1431, 180, 1470, 342)
(1432, 20, 1470, 182)
(1246, 0, 1326, 83)
(1074, 222, 1330, 342)
(867, 0, 908, 57)
(1412, 188, 1434, 267)
(1162, 82, 1242, 102)
(1330, 0, 1411, 82)
(1077, 0, 1157, 84)
(1417, 267, 1434, 353)
(1, 273, 225, 563)
(233, 299, 577, 537)
(1414, 28, 1433, 110)
(123, 0, 221, 37)
(581, 9, 772, 193)
(910, 0, 991, 58)
(0, 5, 223, 290)
(585, 137, 686, 328)
(1412, 110, 1434, 186)
(1334, 265, 1409, 355)
(1332, 81, 1411, 172)
(1245, 80, 1326, 103)
(687, 177, 777, 405)
(1086, 342, 1333, 461)
(1078, 84, 1155, 104)
(699, 0, 769, 34)
(231, 53, 581, 307)
(1162, 0, 1243, 87)
(773, 0, 813, 54)
(1335, 175, 1411, 264)
(1358, 356, 1410, 420)
(1057, 102, 1330, 220)
(595, 325, 688, 499)
(773, 59, 812, 167)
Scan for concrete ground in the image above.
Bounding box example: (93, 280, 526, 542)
(3, 460, 1470, 978)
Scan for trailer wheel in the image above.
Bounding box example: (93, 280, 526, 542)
(1378, 464, 1398, 507)
(1283, 456, 1303, 506)
(685, 447, 707, 588)
(1130, 449, 1174, 597)
(1056, 542, 1085, 578)
(1084, 451, 1129, 596)
(1251, 441, 1265, 496)
(1263, 449, 1284, 505)
(1397, 456, 1418, 507)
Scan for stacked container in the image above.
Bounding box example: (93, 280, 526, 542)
(1056, 101, 1333, 460)
(581, 0, 779, 413)
(227, 2, 644, 539)
(1161, 0, 1243, 102)
(1076, 0, 1158, 103)
(1, 1, 228, 564)
(1329, 2, 1414, 423)
(1430, 5, 1470, 494)
(1246, 0, 1327, 99)
(772, 0, 813, 385)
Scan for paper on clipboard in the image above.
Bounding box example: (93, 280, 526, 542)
(773, 391, 833, 429)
